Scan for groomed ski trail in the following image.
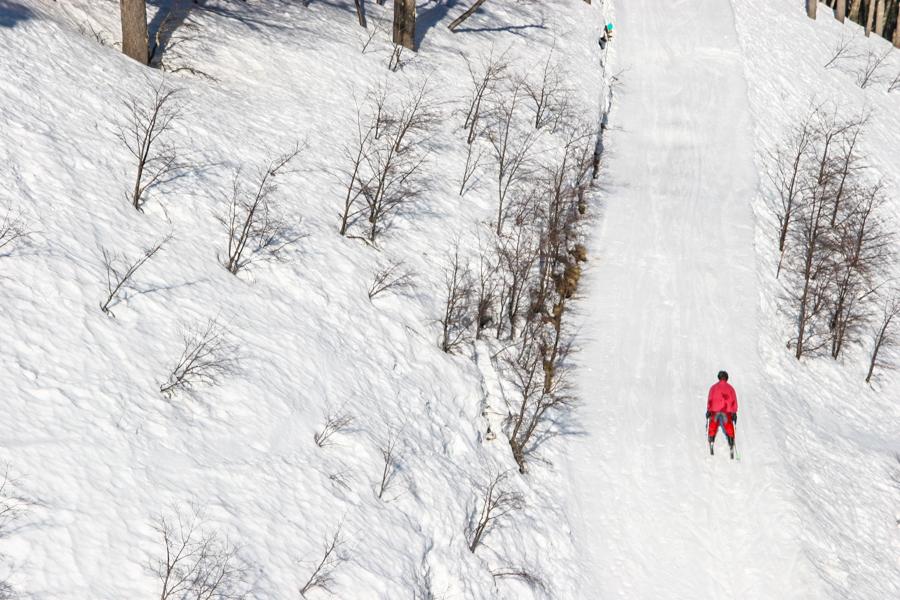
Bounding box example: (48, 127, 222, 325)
(565, 0, 821, 597)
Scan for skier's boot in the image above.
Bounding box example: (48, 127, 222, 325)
(727, 436, 735, 460)
(708, 436, 715, 456)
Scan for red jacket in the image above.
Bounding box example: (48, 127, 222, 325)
(707, 381, 738, 414)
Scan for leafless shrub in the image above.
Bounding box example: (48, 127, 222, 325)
(827, 182, 892, 358)
(766, 112, 816, 275)
(99, 235, 169, 316)
(299, 525, 346, 598)
(780, 109, 871, 358)
(367, 260, 415, 299)
(461, 49, 508, 144)
(467, 471, 523, 553)
(344, 83, 434, 244)
(116, 83, 184, 212)
(314, 409, 354, 447)
(0, 467, 25, 600)
(153, 508, 250, 600)
(160, 319, 237, 397)
(488, 82, 537, 236)
(491, 566, 547, 593)
(388, 44, 404, 72)
(78, 20, 111, 46)
(474, 233, 500, 339)
(823, 33, 860, 69)
(361, 22, 385, 54)
(523, 50, 572, 130)
(0, 209, 30, 257)
(500, 323, 574, 472)
(221, 146, 304, 275)
(889, 70, 900, 93)
(438, 244, 474, 353)
(866, 292, 900, 383)
(377, 428, 401, 500)
(856, 47, 892, 88)
(459, 140, 484, 196)
(495, 222, 539, 339)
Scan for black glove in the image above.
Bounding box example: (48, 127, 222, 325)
(732, 413, 737, 425)
(705, 411, 711, 419)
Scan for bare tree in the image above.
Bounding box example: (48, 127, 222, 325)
(339, 103, 377, 236)
(99, 235, 169, 316)
(153, 508, 249, 600)
(495, 222, 539, 339)
(461, 50, 508, 144)
(0, 209, 30, 257)
(368, 260, 415, 299)
(488, 83, 537, 236)
(501, 323, 574, 471)
(160, 319, 237, 397)
(438, 244, 474, 353)
(491, 567, 547, 594)
(314, 408, 354, 448)
(474, 233, 500, 340)
(828, 183, 892, 358)
(523, 51, 571, 130)
(449, 0, 489, 31)
(866, 292, 900, 383)
(377, 428, 401, 500)
(299, 526, 346, 598)
(117, 83, 183, 212)
(467, 471, 523, 553)
(823, 33, 860, 68)
(359, 83, 434, 243)
(0, 467, 23, 600)
(221, 146, 303, 275)
(459, 141, 485, 197)
(856, 47, 892, 88)
(120, 0, 149, 64)
(888, 69, 900, 92)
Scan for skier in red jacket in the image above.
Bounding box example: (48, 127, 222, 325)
(707, 370, 738, 457)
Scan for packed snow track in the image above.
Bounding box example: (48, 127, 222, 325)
(566, 0, 821, 597)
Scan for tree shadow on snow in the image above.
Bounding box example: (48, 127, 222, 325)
(416, 0, 461, 47)
(0, 0, 33, 28)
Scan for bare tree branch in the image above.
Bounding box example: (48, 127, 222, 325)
(160, 319, 238, 397)
(467, 471, 523, 553)
(299, 525, 346, 598)
(100, 235, 170, 316)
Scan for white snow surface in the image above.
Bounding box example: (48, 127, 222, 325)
(566, 0, 900, 599)
(0, 1, 608, 598)
(3, 0, 900, 598)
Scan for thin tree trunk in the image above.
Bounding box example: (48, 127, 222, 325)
(836, 0, 847, 21)
(895, 3, 900, 46)
(449, 0, 489, 31)
(120, 0, 149, 65)
(393, 0, 416, 50)
(354, 0, 367, 28)
(850, 0, 863, 20)
(808, 0, 818, 19)
(866, 0, 877, 34)
(875, 0, 887, 35)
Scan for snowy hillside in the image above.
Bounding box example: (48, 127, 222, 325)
(0, 1, 611, 598)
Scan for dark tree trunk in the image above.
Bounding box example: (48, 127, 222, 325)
(393, 0, 416, 50)
(120, 0, 149, 65)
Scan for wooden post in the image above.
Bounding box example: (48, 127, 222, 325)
(120, 0, 149, 64)
(393, 0, 416, 50)
(894, 3, 900, 46)
(807, 0, 818, 19)
(449, 0, 489, 31)
(849, 0, 863, 21)
(836, 0, 847, 22)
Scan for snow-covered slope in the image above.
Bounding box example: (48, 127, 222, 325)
(0, 1, 609, 597)
(566, 0, 899, 598)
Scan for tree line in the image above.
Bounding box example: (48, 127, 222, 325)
(808, 0, 900, 47)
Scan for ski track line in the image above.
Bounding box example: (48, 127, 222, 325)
(564, 0, 821, 597)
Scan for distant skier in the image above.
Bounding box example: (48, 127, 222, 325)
(598, 22, 615, 49)
(706, 370, 738, 458)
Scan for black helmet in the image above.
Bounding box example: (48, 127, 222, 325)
(717, 370, 729, 381)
